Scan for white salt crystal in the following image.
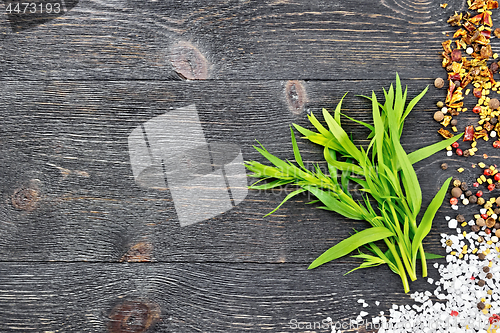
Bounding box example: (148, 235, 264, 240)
(448, 219, 458, 228)
(447, 151, 453, 156)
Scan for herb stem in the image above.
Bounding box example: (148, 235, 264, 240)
(385, 239, 410, 293)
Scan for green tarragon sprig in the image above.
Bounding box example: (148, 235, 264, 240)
(245, 75, 462, 293)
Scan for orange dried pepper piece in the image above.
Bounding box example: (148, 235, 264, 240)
(470, 13, 484, 24)
(442, 40, 453, 54)
(454, 28, 467, 38)
(487, 0, 499, 9)
(438, 128, 454, 139)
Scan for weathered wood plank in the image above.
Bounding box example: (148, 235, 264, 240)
(0, 261, 442, 332)
(0, 79, 484, 265)
(0, 0, 463, 80)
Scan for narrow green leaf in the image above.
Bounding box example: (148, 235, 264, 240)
(323, 145, 364, 175)
(245, 161, 289, 179)
(290, 126, 305, 170)
(264, 188, 307, 217)
(411, 177, 452, 261)
(407, 133, 463, 166)
(392, 137, 422, 216)
(401, 86, 428, 125)
(322, 109, 363, 162)
(371, 91, 385, 169)
(308, 227, 395, 269)
(249, 179, 293, 190)
(339, 112, 375, 132)
(417, 252, 444, 259)
(308, 112, 333, 139)
(334, 92, 348, 125)
(304, 185, 364, 220)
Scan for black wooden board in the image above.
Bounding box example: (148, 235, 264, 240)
(2, 0, 499, 331)
(0, 0, 482, 80)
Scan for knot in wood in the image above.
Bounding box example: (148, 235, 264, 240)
(108, 301, 160, 333)
(11, 186, 39, 211)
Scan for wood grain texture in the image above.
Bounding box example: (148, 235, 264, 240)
(0, 78, 486, 264)
(0, 0, 466, 80)
(0, 261, 440, 332)
(0, 0, 491, 331)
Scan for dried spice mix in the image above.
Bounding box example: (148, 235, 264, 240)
(437, 0, 500, 154)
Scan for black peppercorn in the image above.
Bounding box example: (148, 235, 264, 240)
(487, 272, 493, 279)
(461, 182, 468, 191)
(484, 266, 490, 273)
(478, 253, 486, 260)
(471, 225, 480, 232)
(478, 301, 486, 309)
(465, 190, 473, 197)
(478, 280, 486, 287)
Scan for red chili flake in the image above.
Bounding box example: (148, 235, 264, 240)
(474, 182, 480, 187)
(450, 197, 459, 205)
(477, 190, 484, 197)
(456, 148, 463, 156)
(463, 21, 476, 32)
(446, 81, 456, 103)
(450, 310, 459, 317)
(485, 169, 492, 176)
(488, 184, 496, 191)
(464, 126, 475, 141)
(484, 154, 489, 159)
(490, 314, 500, 324)
(484, 11, 493, 26)
(494, 140, 500, 148)
(452, 142, 460, 148)
(471, 276, 476, 280)
(495, 174, 500, 181)
(482, 213, 489, 219)
(451, 49, 462, 62)
(474, 89, 483, 98)
(481, 29, 492, 39)
(486, 228, 492, 234)
(449, 73, 461, 81)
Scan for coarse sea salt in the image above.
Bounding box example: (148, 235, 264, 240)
(353, 213, 500, 332)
